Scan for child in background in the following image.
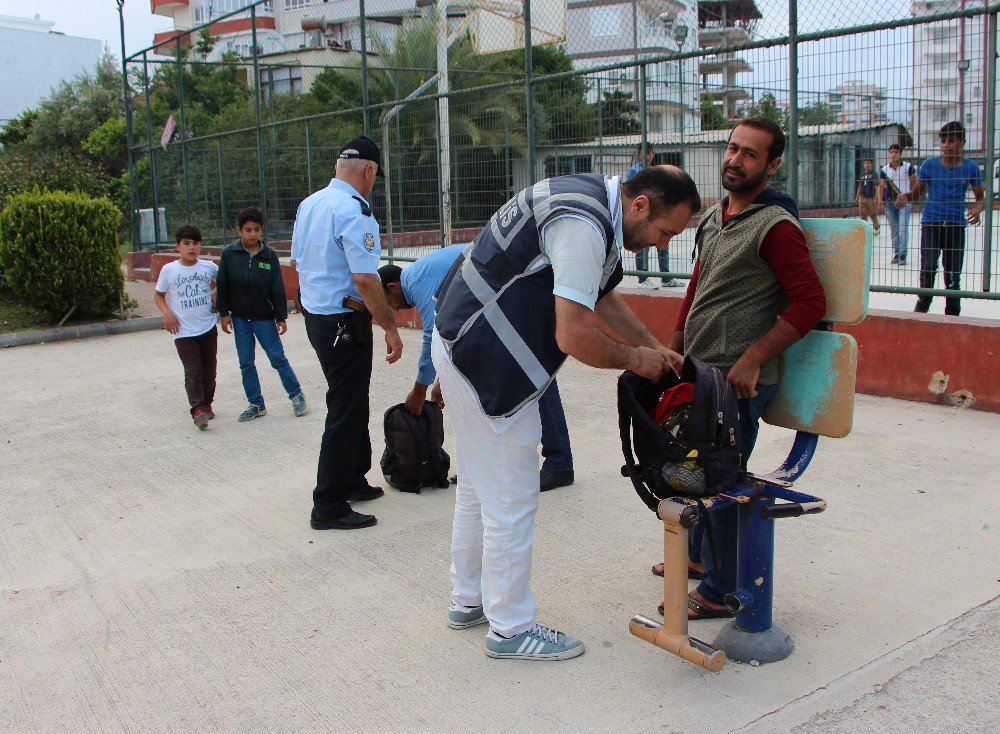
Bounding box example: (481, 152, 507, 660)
(217, 206, 307, 422)
(154, 224, 219, 430)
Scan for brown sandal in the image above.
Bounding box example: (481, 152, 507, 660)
(651, 562, 705, 580)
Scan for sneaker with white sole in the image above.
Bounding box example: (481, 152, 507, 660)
(448, 603, 487, 629)
(485, 622, 585, 660)
(638, 280, 660, 290)
(238, 403, 266, 422)
(292, 393, 308, 417)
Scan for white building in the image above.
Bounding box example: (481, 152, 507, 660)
(825, 81, 888, 125)
(910, 0, 988, 156)
(0, 14, 103, 126)
(697, 0, 758, 121)
(564, 0, 700, 136)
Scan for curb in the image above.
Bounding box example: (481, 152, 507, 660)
(0, 315, 165, 348)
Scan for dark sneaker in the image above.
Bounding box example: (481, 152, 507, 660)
(206, 407, 216, 420)
(891, 255, 900, 264)
(899, 258, 906, 266)
(292, 393, 308, 417)
(193, 408, 210, 430)
(348, 484, 385, 502)
(310, 510, 377, 530)
(540, 469, 574, 492)
(238, 404, 266, 422)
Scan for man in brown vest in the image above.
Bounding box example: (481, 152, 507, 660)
(652, 117, 827, 619)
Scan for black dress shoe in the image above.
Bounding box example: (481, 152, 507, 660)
(348, 484, 385, 502)
(540, 469, 574, 492)
(310, 510, 377, 530)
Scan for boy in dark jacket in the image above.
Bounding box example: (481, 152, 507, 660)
(217, 206, 307, 421)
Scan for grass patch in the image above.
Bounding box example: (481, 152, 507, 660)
(0, 288, 50, 333)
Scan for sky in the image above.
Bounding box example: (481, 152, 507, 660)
(0, 0, 162, 57)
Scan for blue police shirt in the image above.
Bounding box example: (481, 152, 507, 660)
(625, 163, 642, 181)
(919, 157, 983, 225)
(291, 178, 381, 315)
(400, 244, 467, 386)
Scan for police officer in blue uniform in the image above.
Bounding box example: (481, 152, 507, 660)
(292, 135, 403, 530)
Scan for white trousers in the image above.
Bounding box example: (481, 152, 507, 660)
(432, 330, 542, 637)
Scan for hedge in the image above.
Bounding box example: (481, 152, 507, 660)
(0, 189, 124, 320)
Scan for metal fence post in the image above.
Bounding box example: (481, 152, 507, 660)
(216, 138, 226, 235)
(305, 119, 314, 193)
(251, 6, 268, 230)
(360, 0, 370, 137)
(117, 4, 139, 251)
(525, 0, 535, 184)
(640, 63, 648, 156)
(176, 39, 192, 223)
(788, 0, 799, 200)
(597, 76, 604, 175)
(983, 11, 997, 292)
(142, 52, 161, 247)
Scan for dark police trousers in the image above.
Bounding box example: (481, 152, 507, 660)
(304, 311, 373, 519)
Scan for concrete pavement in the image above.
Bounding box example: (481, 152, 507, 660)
(1, 319, 997, 733)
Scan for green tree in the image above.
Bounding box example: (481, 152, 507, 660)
(0, 110, 38, 149)
(700, 94, 730, 131)
(743, 92, 786, 129)
(19, 53, 123, 156)
(598, 90, 640, 137)
(799, 101, 836, 127)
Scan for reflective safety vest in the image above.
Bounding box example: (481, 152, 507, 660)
(435, 174, 621, 418)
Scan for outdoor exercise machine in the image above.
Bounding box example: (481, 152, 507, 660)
(630, 218, 872, 670)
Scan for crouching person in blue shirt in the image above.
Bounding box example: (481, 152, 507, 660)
(433, 167, 698, 660)
(379, 246, 575, 492)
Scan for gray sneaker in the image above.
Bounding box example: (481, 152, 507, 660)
(485, 622, 585, 661)
(292, 393, 308, 417)
(238, 404, 266, 422)
(448, 603, 487, 629)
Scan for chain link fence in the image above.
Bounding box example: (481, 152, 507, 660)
(125, 0, 1000, 300)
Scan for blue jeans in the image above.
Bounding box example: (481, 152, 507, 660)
(232, 317, 302, 407)
(539, 379, 573, 472)
(635, 246, 669, 284)
(689, 383, 779, 606)
(885, 201, 911, 259)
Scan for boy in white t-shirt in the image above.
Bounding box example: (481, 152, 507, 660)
(154, 224, 220, 430)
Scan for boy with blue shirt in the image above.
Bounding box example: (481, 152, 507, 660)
(379, 245, 575, 491)
(217, 206, 307, 422)
(896, 121, 984, 316)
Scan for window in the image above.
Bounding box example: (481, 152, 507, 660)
(208, 0, 272, 17)
(261, 66, 303, 100)
(193, 4, 204, 23)
(589, 7, 623, 38)
(655, 151, 683, 167)
(544, 155, 592, 177)
(285, 0, 312, 9)
(935, 107, 949, 121)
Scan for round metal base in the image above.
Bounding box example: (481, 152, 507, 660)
(714, 621, 794, 665)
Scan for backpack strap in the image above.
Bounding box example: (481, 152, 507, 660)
(617, 374, 666, 512)
(421, 402, 448, 485)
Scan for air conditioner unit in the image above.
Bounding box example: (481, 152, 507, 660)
(134, 208, 168, 249)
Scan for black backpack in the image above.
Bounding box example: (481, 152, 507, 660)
(380, 402, 451, 493)
(618, 356, 742, 511)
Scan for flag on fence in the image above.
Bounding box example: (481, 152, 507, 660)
(161, 114, 177, 150)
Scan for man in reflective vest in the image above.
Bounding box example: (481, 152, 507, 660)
(433, 167, 700, 660)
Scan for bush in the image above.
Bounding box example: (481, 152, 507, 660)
(0, 189, 124, 320)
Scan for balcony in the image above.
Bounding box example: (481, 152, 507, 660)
(698, 56, 751, 76)
(702, 85, 750, 102)
(151, 0, 188, 18)
(699, 24, 750, 48)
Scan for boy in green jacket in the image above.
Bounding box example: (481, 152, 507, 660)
(217, 206, 307, 421)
